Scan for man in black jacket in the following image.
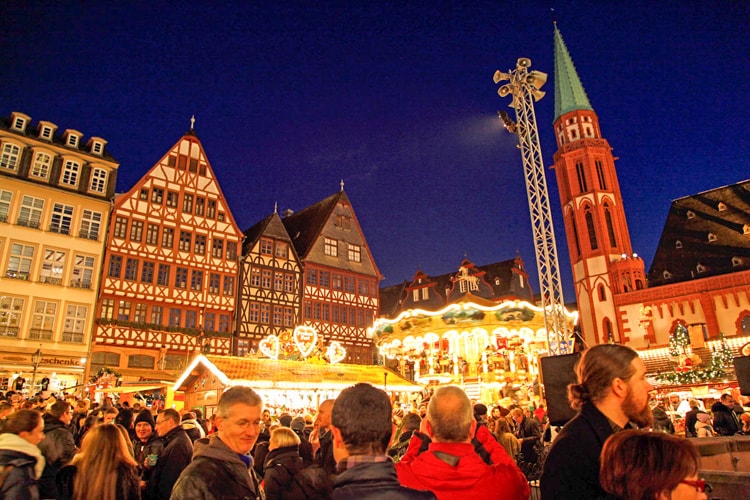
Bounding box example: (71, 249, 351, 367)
(38, 400, 77, 498)
(712, 393, 741, 436)
(540, 344, 653, 500)
(331, 383, 435, 499)
(145, 408, 193, 500)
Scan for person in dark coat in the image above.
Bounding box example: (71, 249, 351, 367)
(37, 401, 77, 498)
(144, 409, 192, 500)
(0, 409, 45, 500)
(291, 417, 314, 468)
(387, 412, 421, 462)
(650, 398, 675, 434)
(683, 399, 703, 438)
(263, 427, 308, 500)
(712, 393, 741, 436)
(540, 344, 654, 500)
(311, 400, 337, 478)
(332, 383, 436, 500)
(132, 410, 163, 489)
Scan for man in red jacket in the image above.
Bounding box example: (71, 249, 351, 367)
(396, 386, 529, 499)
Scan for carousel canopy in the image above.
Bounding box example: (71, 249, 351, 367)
(174, 355, 423, 393)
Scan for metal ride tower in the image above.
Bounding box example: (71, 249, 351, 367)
(493, 58, 572, 355)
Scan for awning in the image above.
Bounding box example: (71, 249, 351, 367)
(95, 385, 165, 393)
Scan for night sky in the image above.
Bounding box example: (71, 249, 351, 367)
(4, 2, 749, 301)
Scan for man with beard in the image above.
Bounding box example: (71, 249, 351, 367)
(540, 344, 653, 500)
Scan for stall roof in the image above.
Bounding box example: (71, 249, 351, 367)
(174, 355, 423, 393)
(95, 385, 165, 393)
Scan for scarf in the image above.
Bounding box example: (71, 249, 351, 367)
(0, 432, 46, 479)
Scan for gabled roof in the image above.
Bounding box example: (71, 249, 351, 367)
(282, 191, 343, 259)
(648, 179, 750, 286)
(553, 25, 593, 121)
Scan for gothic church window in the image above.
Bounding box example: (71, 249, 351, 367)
(585, 206, 598, 250)
(576, 162, 587, 192)
(604, 204, 617, 248)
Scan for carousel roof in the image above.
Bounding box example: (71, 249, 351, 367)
(173, 354, 423, 393)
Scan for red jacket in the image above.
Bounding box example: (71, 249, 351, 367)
(396, 438, 529, 500)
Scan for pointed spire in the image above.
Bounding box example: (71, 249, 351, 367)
(190, 115, 196, 130)
(274, 201, 278, 214)
(553, 25, 593, 121)
(340, 179, 345, 192)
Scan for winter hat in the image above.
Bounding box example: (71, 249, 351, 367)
(134, 409, 156, 429)
(291, 417, 306, 433)
(473, 403, 488, 418)
(278, 413, 293, 428)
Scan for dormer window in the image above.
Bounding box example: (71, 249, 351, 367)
(10, 112, 30, 131)
(37, 121, 57, 141)
(61, 160, 80, 187)
(732, 256, 743, 267)
(412, 289, 419, 302)
(675, 240, 682, 249)
(707, 232, 717, 242)
(717, 202, 727, 212)
(87, 137, 107, 156)
(663, 270, 672, 279)
(63, 129, 82, 149)
(696, 263, 706, 273)
(686, 210, 695, 219)
(0, 143, 21, 171)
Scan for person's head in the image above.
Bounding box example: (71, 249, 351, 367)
(473, 403, 488, 422)
(278, 413, 293, 428)
(4, 409, 44, 446)
(115, 408, 134, 429)
(511, 407, 525, 424)
(72, 423, 137, 499)
(291, 417, 306, 436)
(600, 429, 708, 500)
(269, 426, 300, 452)
(134, 409, 155, 442)
(569, 344, 653, 428)
(494, 417, 512, 435)
(331, 383, 392, 461)
(261, 409, 272, 426)
(315, 399, 335, 429)
(215, 386, 263, 455)
(49, 401, 72, 425)
(191, 408, 203, 420)
(101, 407, 118, 425)
(400, 412, 421, 434)
(491, 406, 501, 419)
(426, 385, 474, 443)
(182, 412, 197, 422)
(720, 393, 735, 407)
(688, 399, 699, 410)
(154, 409, 180, 436)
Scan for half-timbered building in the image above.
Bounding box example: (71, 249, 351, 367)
(0, 111, 119, 392)
(236, 211, 303, 355)
(282, 189, 381, 364)
(91, 128, 242, 381)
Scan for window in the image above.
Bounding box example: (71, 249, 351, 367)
(100, 299, 114, 320)
(358, 280, 369, 296)
(90, 352, 120, 370)
(151, 305, 163, 325)
(207, 199, 216, 218)
(146, 224, 159, 245)
(248, 303, 259, 322)
(344, 276, 355, 293)
(141, 261, 154, 283)
(322, 304, 330, 322)
(599, 285, 606, 301)
(40, 249, 66, 285)
(261, 270, 272, 289)
(90, 168, 107, 193)
(219, 314, 230, 332)
(185, 310, 197, 329)
(161, 227, 174, 248)
(260, 304, 270, 324)
(61, 160, 80, 186)
(18, 195, 44, 229)
(570, 213, 581, 257)
(0, 143, 20, 170)
(0, 296, 24, 337)
(169, 308, 182, 327)
(212, 238, 224, 258)
(223, 276, 235, 296)
(191, 270, 203, 291)
(179, 231, 191, 251)
(595, 160, 607, 190)
(113, 216, 128, 239)
(313, 303, 321, 320)
(226, 242, 237, 260)
(273, 307, 282, 325)
(129, 220, 144, 242)
(306, 270, 318, 286)
(166, 191, 179, 207)
(12, 117, 26, 130)
(585, 207, 598, 250)
(576, 161, 587, 192)
(195, 197, 204, 216)
(604, 205, 617, 248)
(71, 255, 94, 288)
(348, 244, 361, 262)
(275, 242, 288, 259)
(117, 300, 131, 321)
(0, 190, 11, 222)
(134, 303, 147, 323)
(250, 268, 261, 287)
(31, 152, 52, 179)
(324, 238, 338, 256)
(139, 188, 149, 200)
(7, 243, 34, 280)
(332, 274, 342, 291)
(413, 289, 420, 302)
(204, 313, 215, 332)
(274, 272, 284, 291)
(79, 210, 102, 240)
(29, 301, 56, 340)
(151, 188, 164, 204)
(124, 258, 138, 281)
(319, 271, 330, 288)
(260, 239, 273, 255)
(209, 273, 220, 294)
(128, 355, 154, 369)
(284, 274, 295, 292)
(422, 287, 429, 300)
(175, 267, 188, 288)
(91, 141, 103, 154)
(283, 307, 293, 327)
(332, 305, 340, 323)
(50, 203, 74, 234)
(108, 255, 122, 278)
(66, 134, 79, 147)
(62, 304, 87, 343)
(157, 264, 170, 286)
(183, 194, 193, 213)
(304, 301, 312, 320)
(194, 234, 206, 254)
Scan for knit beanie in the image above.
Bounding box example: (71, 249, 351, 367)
(134, 409, 156, 429)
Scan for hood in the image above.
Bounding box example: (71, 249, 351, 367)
(406, 442, 489, 490)
(193, 434, 247, 467)
(0, 433, 46, 478)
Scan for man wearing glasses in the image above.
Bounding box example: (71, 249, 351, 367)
(145, 408, 193, 500)
(171, 386, 264, 500)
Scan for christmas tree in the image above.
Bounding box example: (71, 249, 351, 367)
(668, 323, 690, 357)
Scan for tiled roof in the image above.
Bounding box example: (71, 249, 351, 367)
(648, 179, 750, 286)
(282, 191, 344, 259)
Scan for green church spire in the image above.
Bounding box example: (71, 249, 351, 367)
(553, 24, 593, 121)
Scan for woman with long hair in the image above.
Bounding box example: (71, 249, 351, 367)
(0, 409, 45, 499)
(56, 422, 140, 500)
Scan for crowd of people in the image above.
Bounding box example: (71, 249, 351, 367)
(0, 343, 746, 499)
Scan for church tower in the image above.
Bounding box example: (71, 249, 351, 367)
(551, 25, 645, 346)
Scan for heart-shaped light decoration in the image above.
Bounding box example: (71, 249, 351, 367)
(327, 341, 346, 364)
(259, 335, 280, 359)
(293, 325, 318, 358)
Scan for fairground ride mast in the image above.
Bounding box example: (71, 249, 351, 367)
(493, 58, 572, 355)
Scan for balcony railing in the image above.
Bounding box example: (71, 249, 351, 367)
(16, 217, 41, 229)
(78, 230, 99, 240)
(5, 269, 30, 280)
(48, 225, 70, 235)
(0, 213, 7, 223)
(27, 328, 53, 340)
(70, 279, 92, 289)
(0, 326, 20, 338)
(39, 276, 63, 286)
(62, 331, 84, 343)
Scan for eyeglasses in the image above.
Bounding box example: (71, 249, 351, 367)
(679, 479, 712, 493)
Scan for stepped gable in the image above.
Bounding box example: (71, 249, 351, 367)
(648, 179, 750, 286)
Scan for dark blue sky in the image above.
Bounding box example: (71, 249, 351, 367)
(4, 2, 749, 301)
